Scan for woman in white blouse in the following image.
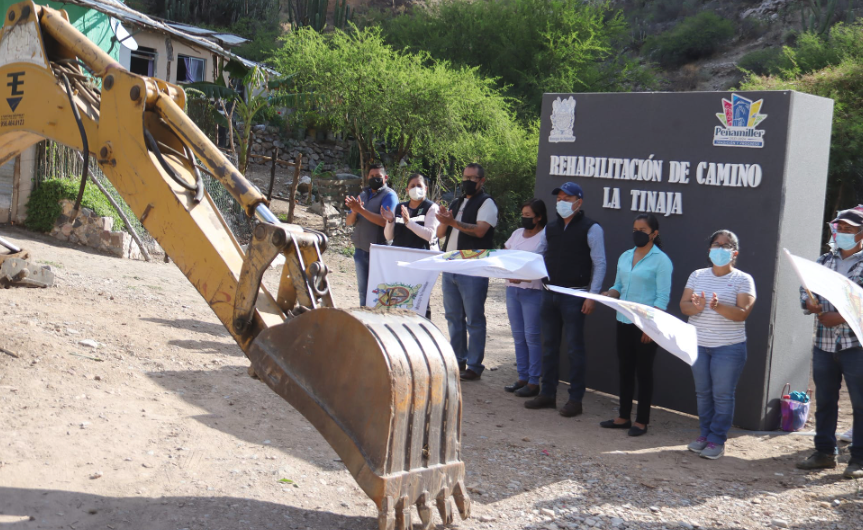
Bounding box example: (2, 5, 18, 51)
(503, 199, 548, 398)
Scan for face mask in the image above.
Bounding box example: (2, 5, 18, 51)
(556, 200, 575, 218)
(709, 247, 734, 267)
(368, 177, 384, 190)
(521, 217, 536, 230)
(461, 180, 478, 196)
(836, 232, 861, 251)
(633, 231, 651, 248)
(408, 187, 425, 201)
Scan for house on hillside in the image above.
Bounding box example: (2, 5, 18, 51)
(0, 0, 270, 225)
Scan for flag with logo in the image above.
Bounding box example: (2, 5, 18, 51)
(403, 249, 548, 281)
(366, 244, 442, 315)
(784, 248, 863, 344)
(547, 285, 699, 365)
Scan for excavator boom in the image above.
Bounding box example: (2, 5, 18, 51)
(0, 3, 469, 528)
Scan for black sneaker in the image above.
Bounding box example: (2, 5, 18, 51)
(514, 384, 540, 397)
(504, 380, 527, 393)
(559, 400, 583, 417)
(460, 369, 481, 381)
(796, 451, 837, 470)
(524, 395, 556, 409)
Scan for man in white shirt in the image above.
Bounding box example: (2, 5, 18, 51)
(436, 163, 498, 380)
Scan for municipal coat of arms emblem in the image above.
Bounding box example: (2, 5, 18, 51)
(372, 282, 421, 309)
(548, 96, 576, 143)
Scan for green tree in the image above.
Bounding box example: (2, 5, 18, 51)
(271, 26, 539, 245)
(186, 66, 273, 175)
(641, 12, 735, 67)
(740, 59, 863, 226)
(374, 0, 649, 118)
(271, 27, 525, 178)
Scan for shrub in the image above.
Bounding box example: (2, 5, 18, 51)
(642, 12, 735, 67)
(737, 47, 784, 76)
(376, 0, 652, 118)
(782, 21, 863, 76)
(740, 58, 863, 237)
(25, 178, 127, 233)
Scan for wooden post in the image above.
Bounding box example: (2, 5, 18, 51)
(287, 153, 303, 223)
(10, 156, 20, 223)
(267, 146, 278, 201)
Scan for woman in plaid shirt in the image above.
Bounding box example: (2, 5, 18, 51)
(796, 208, 863, 479)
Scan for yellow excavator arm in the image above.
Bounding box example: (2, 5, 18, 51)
(0, 3, 470, 528)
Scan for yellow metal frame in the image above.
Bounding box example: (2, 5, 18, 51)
(0, 4, 469, 528)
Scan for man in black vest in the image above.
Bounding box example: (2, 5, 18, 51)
(436, 163, 498, 381)
(525, 182, 606, 417)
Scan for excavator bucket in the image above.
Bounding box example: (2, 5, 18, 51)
(0, 2, 470, 527)
(247, 308, 470, 529)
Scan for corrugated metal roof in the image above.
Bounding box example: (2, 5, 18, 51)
(212, 33, 250, 47)
(59, 0, 232, 60)
(49, 0, 278, 77)
(164, 22, 215, 36)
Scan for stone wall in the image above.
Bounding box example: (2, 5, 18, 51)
(244, 124, 352, 174)
(50, 200, 142, 260)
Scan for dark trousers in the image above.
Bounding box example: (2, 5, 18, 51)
(539, 289, 586, 401)
(813, 346, 863, 461)
(616, 322, 658, 425)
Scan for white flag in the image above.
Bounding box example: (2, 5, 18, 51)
(547, 285, 699, 366)
(403, 249, 548, 281)
(366, 244, 441, 315)
(783, 248, 863, 344)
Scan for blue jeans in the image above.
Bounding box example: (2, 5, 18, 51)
(505, 286, 543, 385)
(691, 342, 747, 444)
(812, 346, 863, 461)
(354, 248, 370, 306)
(441, 272, 489, 374)
(539, 289, 587, 401)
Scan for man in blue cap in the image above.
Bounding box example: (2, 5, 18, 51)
(525, 182, 606, 417)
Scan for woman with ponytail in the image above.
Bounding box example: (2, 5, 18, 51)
(600, 214, 672, 437)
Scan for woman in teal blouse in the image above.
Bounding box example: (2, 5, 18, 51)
(600, 214, 673, 436)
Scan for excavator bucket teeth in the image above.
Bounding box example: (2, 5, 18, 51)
(246, 308, 467, 528)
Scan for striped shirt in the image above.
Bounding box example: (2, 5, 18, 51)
(685, 268, 757, 347)
(799, 249, 863, 352)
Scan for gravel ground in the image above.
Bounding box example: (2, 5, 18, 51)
(1, 220, 861, 530)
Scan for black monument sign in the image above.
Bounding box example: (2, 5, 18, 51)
(534, 91, 833, 430)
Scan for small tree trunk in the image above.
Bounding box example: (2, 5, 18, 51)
(287, 154, 303, 223)
(267, 146, 279, 201)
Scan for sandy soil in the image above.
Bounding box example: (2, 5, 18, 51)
(1, 217, 861, 530)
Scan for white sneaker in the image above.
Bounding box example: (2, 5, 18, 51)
(838, 428, 853, 443)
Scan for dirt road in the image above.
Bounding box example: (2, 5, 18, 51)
(1, 222, 861, 530)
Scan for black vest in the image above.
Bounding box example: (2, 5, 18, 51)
(392, 199, 434, 250)
(443, 191, 496, 251)
(544, 211, 597, 288)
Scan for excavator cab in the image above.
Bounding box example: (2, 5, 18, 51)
(0, 3, 469, 528)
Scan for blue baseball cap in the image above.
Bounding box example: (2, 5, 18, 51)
(551, 182, 583, 199)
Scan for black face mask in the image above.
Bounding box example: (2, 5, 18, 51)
(633, 231, 652, 248)
(369, 177, 384, 190)
(521, 217, 536, 230)
(462, 180, 478, 196)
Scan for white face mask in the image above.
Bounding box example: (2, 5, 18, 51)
(556, 200, 576, 218)
(408, 187, 426, 201)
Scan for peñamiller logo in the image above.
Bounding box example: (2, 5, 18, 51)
(713, 94, 767, 148)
